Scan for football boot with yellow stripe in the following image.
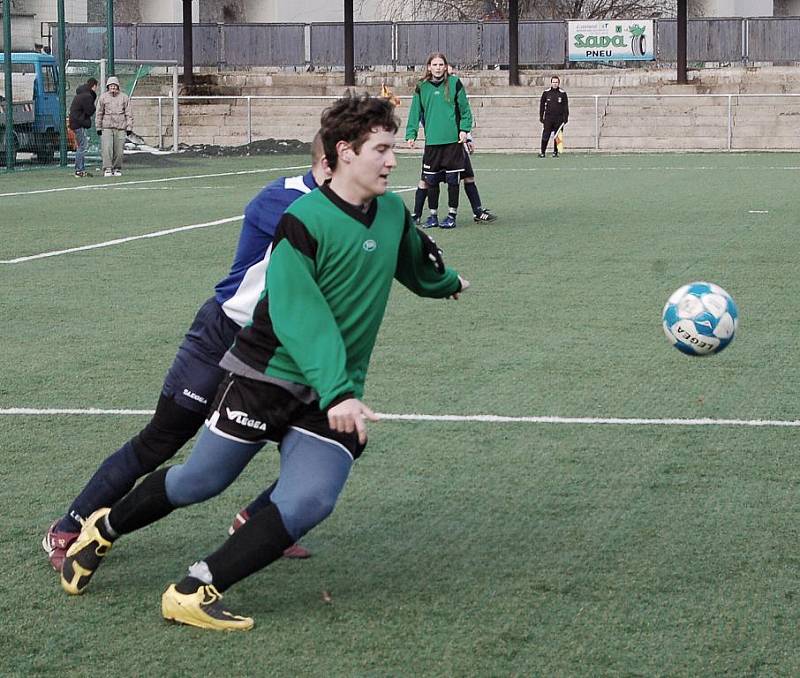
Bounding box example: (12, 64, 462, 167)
(60, 508, 113, 595)
(161, 583, 254, 631)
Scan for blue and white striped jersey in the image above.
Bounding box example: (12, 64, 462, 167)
(214, 171, 316, 326)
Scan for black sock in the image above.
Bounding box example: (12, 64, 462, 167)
(204, 503, 293, 592)
(464, 182, 482, 214)
(175, 576, 205, 595)
(447, 183, 459, 211)
(108, 467, 175, 535)
(427, 183, 440, 212)
(243, 479, 277, 518)
(412, 187, 427, 219)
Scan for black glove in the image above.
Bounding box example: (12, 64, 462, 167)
(416, 227, 445, 274)
(96, 129, 102, 136)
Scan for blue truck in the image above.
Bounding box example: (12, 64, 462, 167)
(0, 52, 62, 163)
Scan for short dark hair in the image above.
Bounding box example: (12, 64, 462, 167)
(319, 93, 398, 171)
(87, 78, 99, 87)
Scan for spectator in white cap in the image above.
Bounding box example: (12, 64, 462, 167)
(95, 76, 133, 177)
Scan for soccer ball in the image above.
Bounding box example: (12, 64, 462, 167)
(662, 282, 738, 356)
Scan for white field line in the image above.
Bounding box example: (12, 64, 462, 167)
(1, 407, 799, 428)
(475, 166, 800, 173)
(0, 164, 311, 199)
(3, 161, 799, 200)
(107, 185, 228, 191)
(2, 187, 417, 265)
(0, 216, 243, 264)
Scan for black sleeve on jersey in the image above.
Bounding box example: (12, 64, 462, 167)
(272, 213, 319, 261)
(454, 79, 463, 130)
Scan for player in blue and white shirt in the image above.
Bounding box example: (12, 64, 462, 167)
(43, 136, 329, 571)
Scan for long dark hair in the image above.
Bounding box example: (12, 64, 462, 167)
(420, 52, 451, 102)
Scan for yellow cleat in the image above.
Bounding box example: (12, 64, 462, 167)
(162, 584, 254, 631)
(60, 508, 113, 595)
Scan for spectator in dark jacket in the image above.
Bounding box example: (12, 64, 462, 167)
(539, 76, 568, 158)
(68, 78, 98, 177)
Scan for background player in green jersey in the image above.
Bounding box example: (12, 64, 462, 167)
(60, 93, 470, 631)
(406, 52, 474, 229)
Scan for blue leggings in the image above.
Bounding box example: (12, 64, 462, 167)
(165, 426, 353, 540)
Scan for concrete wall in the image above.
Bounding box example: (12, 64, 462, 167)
(244, 0, 413, 22)
(140, 0, 198, 23)
(0, 12, 37, 50)
(185, 0, 421, 23)
(16, 0, 87, 24)
(697, 0, 774, 15)
(773, 0, 800, 15)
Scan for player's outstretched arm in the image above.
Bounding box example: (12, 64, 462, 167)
(450, 275, 471, 300)
(327, 398, 380, 444)
(394, 217, 464, 298)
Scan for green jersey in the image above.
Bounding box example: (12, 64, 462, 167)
(229, 183, 461, 409)
(405, 75, 473, 146)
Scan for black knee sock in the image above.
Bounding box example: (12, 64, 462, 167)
(464, 181, 482, 215)
(108, 467, 176, 536)
(243, 480, 277, 518)
(427, 183, 440, 212)
(412, 187, 427, 219)
(447, 183, 459, 212)
(200, 503, 294, 592)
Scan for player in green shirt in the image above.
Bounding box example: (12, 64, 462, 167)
(60, 93, 470, 631)
(406, 52, 474, 229)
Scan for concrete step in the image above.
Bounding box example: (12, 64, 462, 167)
(600, 115, 726, 127)
(732, 136, 800, 149)
(599, 137, 727, 150)
(599, 125, 727, 137)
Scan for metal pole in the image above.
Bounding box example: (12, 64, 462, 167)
(57, 0, 67, 166)
(247, 96, 252, 145)
(182, 0, 193, 89)
(106, 0, 114, 75)
(100, 58, 106, 91)
(594, 95, 599, 150)
(3, 0, 12, 170)
(172, 67, 179, 151)
(508, 0, 519, 86)
(727, 94, 732, 151)
(344, 0, 354, 86)
(677, 0, 687, 84)
(157, 96, 163, 148)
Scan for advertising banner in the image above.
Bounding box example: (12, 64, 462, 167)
(568, 20, 654, 61)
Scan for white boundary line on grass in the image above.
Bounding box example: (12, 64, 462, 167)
(2, 407, 799, 427)
(1, 188, 417, 264)
(0, 164, 312, 199)
(0, 216, 244, 264)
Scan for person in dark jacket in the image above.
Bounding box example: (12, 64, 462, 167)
(68, 78, 98, 177)
(539, 76, 568, 158)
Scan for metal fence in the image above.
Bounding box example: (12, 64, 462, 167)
(53, 18, 800, 68)
(133, 92, 800, 152)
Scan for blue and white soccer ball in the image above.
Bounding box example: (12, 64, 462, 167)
(662, 282, 738, 356)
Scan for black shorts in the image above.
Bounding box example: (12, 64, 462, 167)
(205, 372, 366, 459)
(161, 297, 240, 413)
(422, 142, 465, 182)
